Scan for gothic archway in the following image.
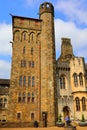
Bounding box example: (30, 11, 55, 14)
(63, 106, 70, 118)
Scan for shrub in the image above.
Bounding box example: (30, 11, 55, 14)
(58, 114, 62, 122)
(81, 114, 85, 122)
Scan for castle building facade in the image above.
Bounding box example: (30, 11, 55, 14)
(7, 2, 57, 127)
(0, 2, 87, 128)
(0, 79, 10, 123)
(57, 38, 87, 121)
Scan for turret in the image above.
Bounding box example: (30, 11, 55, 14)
(60, 38, 74, 59)
(39, 2, 54, 17)
(39, 2, 57, 127)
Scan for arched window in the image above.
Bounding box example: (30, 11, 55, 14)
(23, 76, 26, 86)
(32, 33, 34, 41)
(75, 97, 80, 111)
(32, 76, 35, 87)
(60, 75, 65, 89)
(27, 92, 30, 103)
(79, 73, 83, 86)
(73, 73, 78, 86)
(14, 30, 20, 41)
(30, 33, 35, 42)
(23, 32, 26, 40)
(82, 97, 86, 111)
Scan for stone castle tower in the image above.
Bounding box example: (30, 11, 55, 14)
(7, 2, 57, 127)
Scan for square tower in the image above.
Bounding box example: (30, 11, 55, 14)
(7, 2, 57, 127)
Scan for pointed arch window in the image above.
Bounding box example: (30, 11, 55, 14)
(73, 73, 78, 86)
(60, 75, 65, 89)
(82, 97, 86, 111)
(79, 73, 83, 86)
(75, 97, 80, 111)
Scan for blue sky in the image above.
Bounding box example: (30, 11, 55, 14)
(0, 0, 87, 79)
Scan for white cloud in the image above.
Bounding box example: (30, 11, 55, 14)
(0, 23, 12, 79)
(0, 23, 12, 55)
(55, 18, 87, 61)
(0, 60, 11, 79)
(0, 17, 87, 79)
(55, 0, 87, 26)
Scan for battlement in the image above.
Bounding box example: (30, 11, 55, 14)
(62, 38, 71, 44)
(39, 2, 54, 16)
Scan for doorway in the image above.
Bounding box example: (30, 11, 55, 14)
(42, 112, 47, 127)
(63, 106, 70, 119)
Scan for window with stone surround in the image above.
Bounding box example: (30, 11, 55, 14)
(18, 92, 22, 102)
(28, 76, 31, 86)
(79, 73, 83, 86)
(32, 61, 34, 68)
(23, 76, 26, 86)
(29, 61, 34, 68)
(19, 76, 22, 86)
(32, 76, 35, 87)
(75, 97, 80, 111)
(31, 112, 34, 120)
(23, 92, 26, 102)
(21, 60, 26, 67)
(82, 97, 86, 111)
(30, 33, 35, 42)
(60, 75, 65, 89)
(32, 93, 35, 103)
(23, 32, 26, 40)
(27, 92, 31, 103)
(17, 112, 21, 119)
(73, 73, 78, 86)
(0, 97, 7, 109)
